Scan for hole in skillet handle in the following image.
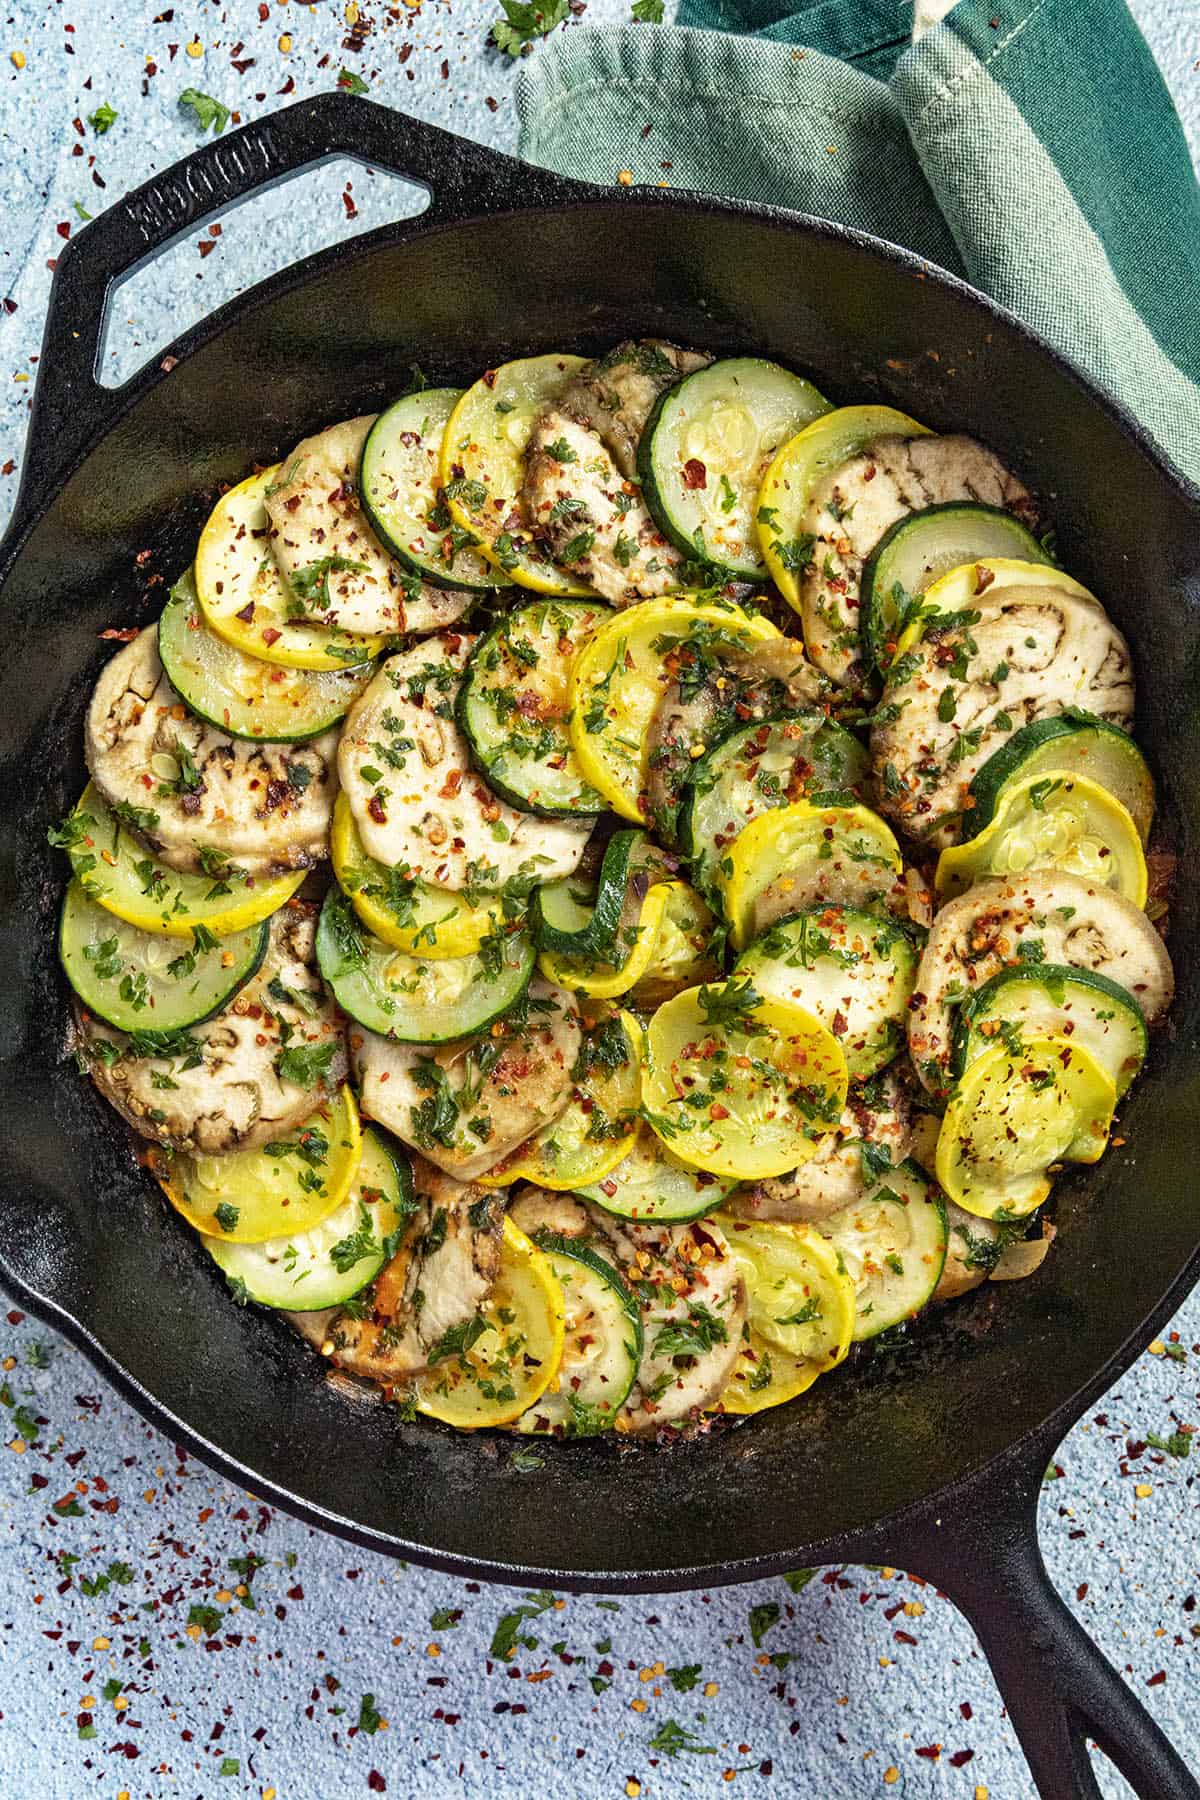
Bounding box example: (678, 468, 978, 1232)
(875, 1440, 1200, 1800)
(9, 92, 583, 533)
(99, 156, 432, 389)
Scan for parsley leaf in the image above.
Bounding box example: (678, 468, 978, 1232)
(179, 88, 231, 135)
(274, 1041, 336, 1089)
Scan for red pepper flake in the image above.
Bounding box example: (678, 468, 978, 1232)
(914, 1745, 941, 1760)
(683, 458, 707, 490)
(261, 627, 282, 646)
(367, 1775, 387, 1794)
(948, 1750, 974, 1768)
(1077, 1582, 1088, 1602)
(367, 794, 387, 825)
(235, 601, 255, 624)
(99, 626, 140, 641)
(1147, 1670, 1166, 1687)
(343, 187, 358, 221)
(56, 221, 71, 240)
(199, 239, 216, 259)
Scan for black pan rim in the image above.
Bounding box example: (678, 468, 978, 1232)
(4, 174, 1199, 576)
(3, 150, 1199, 1588)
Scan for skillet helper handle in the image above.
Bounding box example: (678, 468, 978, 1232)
(21, 92, 570, 513)
(891, 1453, 1200, 1800)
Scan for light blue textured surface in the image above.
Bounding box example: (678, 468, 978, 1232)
(1, 5, 1197, 1796)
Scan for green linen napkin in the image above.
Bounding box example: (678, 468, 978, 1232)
(516, 0, 1200, 484)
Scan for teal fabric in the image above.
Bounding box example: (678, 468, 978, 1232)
(516, 0, 1200, 485)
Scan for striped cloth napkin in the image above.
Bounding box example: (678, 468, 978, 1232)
(517, 0, 1200, 483)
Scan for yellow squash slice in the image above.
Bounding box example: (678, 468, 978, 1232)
(935, 771, 1147, 907)
(160, 1087, 362, 1244)
(415, 1216, 566, 1428)
(330, 792, 501, 960)
(936, 1037, 1115, 1221)
(642, 983, 848, 1181)
(567, 594, 779, 822)
(711, 1220, 854, 1414)
(755, 405, 931, 613)
(718, 801, 903, 951)
(67, 783, 305, 939)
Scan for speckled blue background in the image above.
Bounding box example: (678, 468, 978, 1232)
(1, 5, 1198, 1796)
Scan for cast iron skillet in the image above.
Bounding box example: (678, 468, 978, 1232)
(1, 93, 1198, 1800)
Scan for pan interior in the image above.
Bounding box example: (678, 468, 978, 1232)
(2, 198, 1197, 1582)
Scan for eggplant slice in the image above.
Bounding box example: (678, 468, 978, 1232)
(871, 585, 1134, 848)
(908, 869, 1174, 1096)
(801, 434, 1038, 685)
(76, 903, 347, 1154)
(338, 634, 591, 887)
(264, 416, 475, 637)
(645, 635, 829, 841)
(321, 1164, 504, 1382)
(85, 627, 337, 876)
(524, 411, 685, 606)
(555, 339, 713, 480)
(353, 979, 582, 1180)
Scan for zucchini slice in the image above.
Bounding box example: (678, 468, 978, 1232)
(860, 502, 1052, 676)
(514, 1232, 643, 1435)
(201, 1126, 414, 1311)
(642, 982, 848, 1181)
(951, 963, 1147, 1098)
(456, 598, 611, 815)
(681, 711, 869, 903)
(477, 1011, 642, 1191)
(936, 1038, 1115, 1220)
(736, 906, 917, 1080)
(567, 594, 780, 822)
(638, 358, 830, 579)
(755, 404, 930, 612)
(710, 1218, 855, 1413)
(315, 888, 533, 1044)
(331, 791, 502, 960)
(814, 1160, 947, 1340)
(576, 1125, 736, 1222)
(414, 1215, 566, 1428)
(195, 469, 387, 672)
(158, 571, 374, 742)
(966, 711, 1155, 846)
(440, 354, 593, 596)
(61, 880, 267, 1034)
(718, 800, 903, 951)
(159, 1086, 362, 1243)
(64, 783, 305, 940)
(532, 829, 656, 958)
(935, 772, 1147, 906)
(360, 388, 504, 592)
(538, 890, 668, 1000)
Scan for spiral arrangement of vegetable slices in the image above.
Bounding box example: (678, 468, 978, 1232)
(48, 341, 1174, 1443)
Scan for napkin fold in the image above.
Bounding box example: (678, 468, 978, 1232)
(517, 0, 1200, 483)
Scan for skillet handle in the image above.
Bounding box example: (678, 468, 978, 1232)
(887, 1449, 1200, 1800)
(17, 92, 578, 518)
